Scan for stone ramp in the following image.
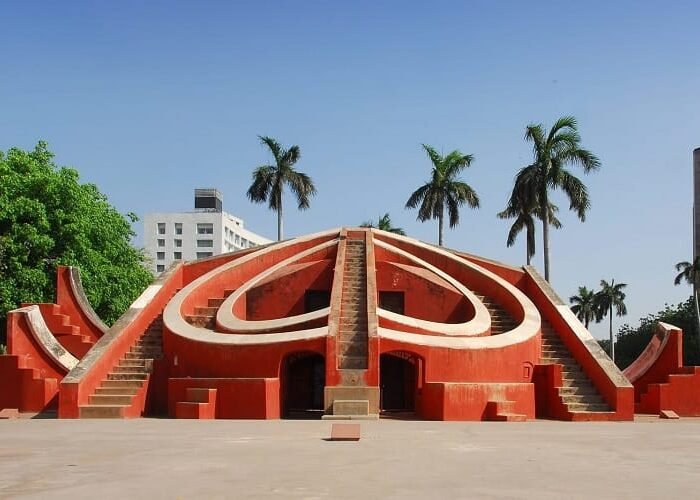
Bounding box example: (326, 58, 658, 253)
(337, 239, 368, 370)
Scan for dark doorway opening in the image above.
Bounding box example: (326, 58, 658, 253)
(380, 352, 417, 413)
(379, 291, 405, 314)
(282, 352, 325, 419)
(305, 290, 331, 313)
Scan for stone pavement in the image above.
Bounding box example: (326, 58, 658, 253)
(1, 418, 699, 499)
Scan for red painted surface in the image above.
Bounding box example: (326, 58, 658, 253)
(55, 266, 104, 343)
(3, 228, 640, 421)
(169, 378, 280, 419)
(247, 260, 334, 320)
(419, 382, 534, 420)
(624, 324, 700, 416)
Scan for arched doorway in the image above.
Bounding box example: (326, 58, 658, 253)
(282, 352, 325, 419)
(380, 352, 419, 414)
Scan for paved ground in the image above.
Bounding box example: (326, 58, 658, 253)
(1, 417, 699, 499)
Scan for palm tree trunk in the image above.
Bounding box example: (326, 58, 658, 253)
(277, 191, 283, 241)
(542, 208, 550, 281)
(609, 305, 615, 363)
(438, 210, 444, 246)
(526, 245, 531, 266)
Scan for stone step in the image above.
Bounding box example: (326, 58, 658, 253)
(95, 386, 140, 395)
(561, 394, 606, 404)
(208, 298, 225, 307)
(561, 376, 590, 387)
(100, 380, 144, 389)
(565, 402, 610, 412)
(339, 355, 368, 370)
(119, 359, 147, 368)
(194, 306, 217, 316)
(338, 340, 368, 357)
(107, 372, 148, 381)
(79, 405, 128, 418)
(112, 366, 148, 375)
(558, 385, 598, 396)
(540, 356, 576, 364)
(339, 333, 368, 342)
(89, 394, 135, 405)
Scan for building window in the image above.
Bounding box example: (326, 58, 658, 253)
(156, 264, 165, 272)
(157, 252, 165, 260)
(196, 252, 213, 259)
(235, 234, 240, 244)
(174, 252, 182, 260)
(157, 239, 165, 247)
(174, 239, 182, 248)
(197, 223, 214, 235)
(241, 238, 248, 248)
(157, 223, 166, 234)
(174, 223, 182, 235)
(197, 239, 213, 248)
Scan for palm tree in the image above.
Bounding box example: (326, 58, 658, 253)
(569, 286, 597, 328)
(674, 258, 700, 287)
(405, 144, 479, 246)
(498, 182, 562, 265)
(674, 257, 700, 334)
(595, 279, 627, 362)
(247, 136, 316, 241)
(514, 116, 600, 281)
(360, 213, 406, 235)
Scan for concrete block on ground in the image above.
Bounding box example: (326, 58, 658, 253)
(328, 423, 361, 441)
(660, 409, 680, 419)
(0, 408, 19, 419)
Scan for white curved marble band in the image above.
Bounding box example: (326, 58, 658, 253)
(164, 229, 341, 345)
(15, 305, 79, 372)
(373, 238, 491, 336)
(372, 230, 541, 348)
(216, 239, 337, 333)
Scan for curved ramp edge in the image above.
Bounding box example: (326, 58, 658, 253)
(16, 305, 79, 373)
(64, 266, 109, 334)
(623, 322, 678, 384)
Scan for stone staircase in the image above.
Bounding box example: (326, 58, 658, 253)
(540, 321, 610, 414)
(79, 315, 164, 418)
(184, 289, 235, 329)
(474, 294, 517, 335)
(337, 239, 368, 370)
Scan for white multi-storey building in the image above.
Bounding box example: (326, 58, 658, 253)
(144, 189, 272, 274)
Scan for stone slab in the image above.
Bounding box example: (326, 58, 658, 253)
(660, 409, 680, 419)
(328, 423, 360, 441)
(0, 408, 19, 419)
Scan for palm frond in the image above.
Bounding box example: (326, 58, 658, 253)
(286, 170, 316, 210)
(246, 165, 275, 203)
(258, 135, 283, 163)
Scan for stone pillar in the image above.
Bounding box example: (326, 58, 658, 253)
(695, 148, 700, 260)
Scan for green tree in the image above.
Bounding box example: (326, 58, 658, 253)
(247, 136, 316, 241)
(569, 286, 597, 328)
(405, 144, 479, 246)
(360, 213, 406, 235)
(0, 142, 153, 344)
(595, 279, 628, 362)
(498, 183, 562, 265)
(601, 298, 700, 369)
(513, 116, 600, 281)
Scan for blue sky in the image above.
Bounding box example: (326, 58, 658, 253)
(1, 1, 699, 339)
